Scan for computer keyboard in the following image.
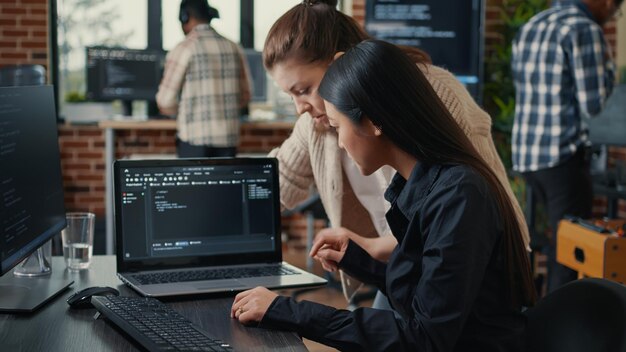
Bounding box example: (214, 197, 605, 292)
(131, 265, 299, 285)
(91, 295, 233, 351)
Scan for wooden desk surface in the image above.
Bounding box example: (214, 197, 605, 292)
(98, 119, 177, 130)
(0, 256, 307, 351)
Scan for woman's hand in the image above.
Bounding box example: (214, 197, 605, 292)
(309, 227, 352, 272)
(231, 287, 278, 325)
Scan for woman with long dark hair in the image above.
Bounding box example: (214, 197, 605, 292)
(261, 0, 531, 308)
(231, 40, 535, 351)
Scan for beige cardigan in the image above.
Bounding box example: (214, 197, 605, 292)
(270, 64, 530, 300)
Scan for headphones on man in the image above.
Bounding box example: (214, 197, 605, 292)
(179, 0, 219, 25)
(179, 0, 190, 24)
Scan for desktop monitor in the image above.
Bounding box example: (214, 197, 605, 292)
(243, 49, 268, 103)
(589, 84, 626, 146)
(365, 0, 484, 103)
(0, 85, 73, 313)
(86, 47, 166, 115)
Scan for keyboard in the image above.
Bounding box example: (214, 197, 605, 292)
(131, 265, 299, 285)
(91, 295, 233, 351)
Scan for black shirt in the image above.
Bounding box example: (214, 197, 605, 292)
(261, 162, 525, 351)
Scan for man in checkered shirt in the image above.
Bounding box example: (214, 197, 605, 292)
(511, 0, 621, 293)
(157, 0, 251, 157)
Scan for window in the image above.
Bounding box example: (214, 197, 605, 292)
(57, 0, 148, 117)
(164, 0, 314, 51)
(162, 0, 241, 51)
(54, 0, 347, 120)
(253, 0, 300, 51)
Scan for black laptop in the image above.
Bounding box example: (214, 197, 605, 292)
(113, 157, 326, 297)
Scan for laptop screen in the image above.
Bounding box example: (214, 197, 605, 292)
(113, 158, 282, 271)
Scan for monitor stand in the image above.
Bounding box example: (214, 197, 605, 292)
(14, 242, 52, 277)
(121, 100, 133, 117)
(0, 249, 74, 313)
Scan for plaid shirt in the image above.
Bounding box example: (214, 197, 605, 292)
(511, 3, 615, 172)
(156, 24, 250, 147)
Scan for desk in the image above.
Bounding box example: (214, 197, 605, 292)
(0, 256, 307, 351)
(556, 219, 626, 283)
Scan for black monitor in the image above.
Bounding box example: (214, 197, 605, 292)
(365, 0, 484, 103)
(0, 85, 73, 313)
(86, 47, 166, 115)
(243, 49, 268, 103)
(589, 84, 626, 146)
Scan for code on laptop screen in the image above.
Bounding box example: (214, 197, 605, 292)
(117, 162, 277, 261)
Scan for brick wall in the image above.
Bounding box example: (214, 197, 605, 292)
(601, 9, 621, 223)
(0, 0, 48, 70)
(57, 123, 293, 217)
(58, 125, 106, 215)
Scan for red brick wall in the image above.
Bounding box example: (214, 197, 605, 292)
(600, 147, 626, 217)
(0, 0, 48, 71)
(58, 126, 106, 215)
(57, 124, 293, 217)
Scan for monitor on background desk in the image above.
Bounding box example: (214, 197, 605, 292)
(0, 85, 73, 313)
(86, 47, 166, 117)
(243, 49, 268, 104)
(588, 84, 626, 147)
(365, 0, 484, 103)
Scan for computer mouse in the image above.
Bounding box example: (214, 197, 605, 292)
(67, 286, 120, 309)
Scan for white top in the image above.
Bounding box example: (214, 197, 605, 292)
(341, 150, 394, 237)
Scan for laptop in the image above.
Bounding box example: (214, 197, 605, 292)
(113, 157, 326, 297)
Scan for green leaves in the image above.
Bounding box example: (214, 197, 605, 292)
(483, 0, 549, 169)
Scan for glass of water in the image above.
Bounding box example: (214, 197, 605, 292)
(61, 212, 95, 270)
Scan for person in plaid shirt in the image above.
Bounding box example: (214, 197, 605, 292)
(156, 0, 250, 157)
(511, 0, 622, 293)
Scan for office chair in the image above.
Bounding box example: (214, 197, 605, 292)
(283, 193, 342, 299)
(282, 192, 328, 272)
(0, 64, 46, 87)
(283, 193, 379, 308)
(524, 278, 626, 352)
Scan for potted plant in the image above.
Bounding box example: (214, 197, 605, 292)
(483, 0, 551, 265)
(62, 91, 114, 122)
(483, 0, 549, 169)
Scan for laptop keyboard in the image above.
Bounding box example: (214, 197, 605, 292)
(132, 265, 299, 285)
(92, 295, 233, 351)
